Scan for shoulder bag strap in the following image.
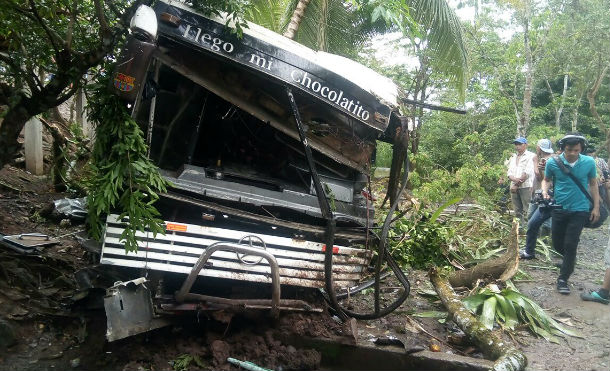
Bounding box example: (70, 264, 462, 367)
(552, 156, 595, 205)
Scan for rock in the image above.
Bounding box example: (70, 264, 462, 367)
(70, 358, 81, 368)
(0, 319, 17, 348)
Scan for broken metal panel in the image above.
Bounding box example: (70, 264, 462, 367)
(2, 233, 59, 248)
(153, 50, 375, 174)
(104, 278, 170, 342)
(159, 165, 369, 225)
(100, 215, 371, 288)
(310, 174, 355, 203)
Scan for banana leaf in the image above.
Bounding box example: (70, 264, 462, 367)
(494, 294, 519, 330)
(519, 295, 583, 338)
(462, 293, 490, 312)
(463, 286, 582, 342)
(430, 197, 462, 223)
(480, 296, 497, 330)
(521, 308, 560, 343)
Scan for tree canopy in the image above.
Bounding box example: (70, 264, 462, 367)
(0, 0, 250, 168)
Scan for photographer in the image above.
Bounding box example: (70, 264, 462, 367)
(541, 133, 600, 295)
(520, 139, 555, 259)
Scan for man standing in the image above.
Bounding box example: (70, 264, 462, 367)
(506, 137, 536, 228)
(520, 139, 555, 259)
(541, 133, 600, 295)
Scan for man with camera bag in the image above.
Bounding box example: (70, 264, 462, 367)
(541, 133, 600, 295)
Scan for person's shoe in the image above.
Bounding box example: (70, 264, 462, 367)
(519, 250, 536, 260)
(580, 291, 610, 304)
(557, 279, 570, 295)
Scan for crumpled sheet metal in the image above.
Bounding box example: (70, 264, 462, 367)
(53, 197, 87, 221)
(104, 277, 168, 341)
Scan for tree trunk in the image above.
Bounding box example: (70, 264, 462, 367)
(556, 73, 569, 129)
(571, 88, 585, 131)
(0, 1, 141, 169)
(430, 268, 528, 371)
(0, 94, 33, 167)
(587, 64, 609, 130)
(448, 221, 520, 288)
(40, 117, 69, 191)
(284, 0, 311, 40)
(0, 70, 79, 169)
(519, 3, 533, 137)
(544, 79, 558, 127)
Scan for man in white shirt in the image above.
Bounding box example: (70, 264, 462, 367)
(506, 137, 536, 228)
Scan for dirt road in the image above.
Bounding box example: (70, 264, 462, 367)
(517, 228, 610, 371)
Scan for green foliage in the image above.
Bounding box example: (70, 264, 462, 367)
(388, 209, 453, 269)
(192, 0, 251, 37)
(85, 73, 169, 253)
(410, 152, 505, 209)
(375, 141, 393, 168)
(463, 283, 582, 343)
(172, 354, 206, 371)
(443, 207, 510, 266)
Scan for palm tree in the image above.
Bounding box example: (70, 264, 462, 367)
(246, 0, 467, 93)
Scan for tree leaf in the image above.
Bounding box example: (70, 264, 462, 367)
(480, 296, 497, 330)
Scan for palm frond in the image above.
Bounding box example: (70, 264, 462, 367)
(406, 0, 468, 97)
(294, 0, 361, 55)
(245, 0, 292, 33)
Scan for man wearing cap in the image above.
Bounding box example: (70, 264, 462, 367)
(520, 139, 555, 259)
(506, 137, 536, 228)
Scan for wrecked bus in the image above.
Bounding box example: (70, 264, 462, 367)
(101, 0, 411, 341)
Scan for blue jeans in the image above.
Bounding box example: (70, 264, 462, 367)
(551, 209, 590, 281)
(524, 205, 552, 256)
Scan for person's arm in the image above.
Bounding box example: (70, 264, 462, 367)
(507, 156, 520, 183)
(541, 158, 553, 199)
(541, 176, 552, 199)
(589, 177, 600, 223)
(534, 156, 546, 182)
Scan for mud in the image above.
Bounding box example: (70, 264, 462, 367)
(1, 165, 609, 371)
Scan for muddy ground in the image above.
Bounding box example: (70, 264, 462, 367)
(0, 165, 609, 371)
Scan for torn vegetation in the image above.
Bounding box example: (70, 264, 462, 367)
(85, 73, 169, 252)
(462, 282, 582, 343)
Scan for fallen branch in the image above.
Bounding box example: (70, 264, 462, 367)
(449, 221, 520, 288)
(430, 268, 527, 371)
